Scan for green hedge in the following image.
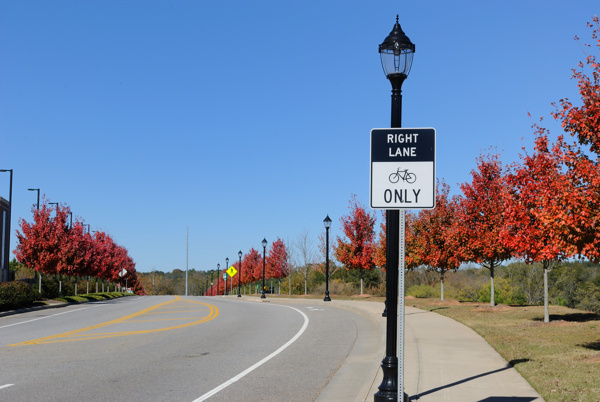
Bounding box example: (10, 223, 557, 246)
(0, 281, 40, 311)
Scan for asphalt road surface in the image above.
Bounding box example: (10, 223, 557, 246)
(0, 296, 359, 402)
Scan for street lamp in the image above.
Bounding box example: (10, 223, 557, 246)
(261, 238, 267, 299)
(0, 169, 12, 282)
(323, 215, 332, 302)
(375, 15, 415, 402)
(225, 257, 229, 296)
(28, 188, 40, 211)
(238, 250, 243, 297)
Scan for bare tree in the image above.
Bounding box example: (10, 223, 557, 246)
(284, 237, 296, 295)
(317, 229, 340, 278)
(294, 228, 315, 295)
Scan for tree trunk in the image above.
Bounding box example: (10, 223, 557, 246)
(288, 275, 291, 296)
(360, 268, 364, 295)
(304, 278, 307, 295)
(490, 262, 495, 307)
(440, 270, 445, 301)
(544, 261, 550, 323)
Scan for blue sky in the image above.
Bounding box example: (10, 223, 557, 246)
(1, 1, 598, 273)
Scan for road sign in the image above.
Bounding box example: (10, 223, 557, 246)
(370, 128, 436, 209)
(222, 273, 227, 280)
(226, 266, 238, 277)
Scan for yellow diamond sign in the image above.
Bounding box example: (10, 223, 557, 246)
(226, 266, 238, 277)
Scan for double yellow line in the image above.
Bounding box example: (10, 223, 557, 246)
(11, 296, 219, 346)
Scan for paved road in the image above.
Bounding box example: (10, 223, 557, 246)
(0, 296, 362, 401)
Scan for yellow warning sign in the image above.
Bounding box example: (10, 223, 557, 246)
(226, 266, 238, 277)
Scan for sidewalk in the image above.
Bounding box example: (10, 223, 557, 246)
(284, 298, 544, 402)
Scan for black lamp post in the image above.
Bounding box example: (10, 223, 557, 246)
(210, 270, 214, 296)
(217, 263, 220, 295)
(225, 258, 229, 296)
(28, 188, 40, 211)
(374, 15, 415, 402)
(238, 250, 242, 297)
(261, 238, 267, 299)
(323, 215, 332, 301)
(0, 169, 12, 282)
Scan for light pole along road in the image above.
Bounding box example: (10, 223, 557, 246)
(0, 296, 363, 401)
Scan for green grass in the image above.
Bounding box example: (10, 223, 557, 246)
(406, 297, 600, 402)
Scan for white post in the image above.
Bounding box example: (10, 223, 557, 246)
(397, 210, 406, 401)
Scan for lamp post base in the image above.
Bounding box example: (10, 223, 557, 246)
(324, 291, 331, 302)
(261, 291, 266, 299)
(374, 356, 408, 402)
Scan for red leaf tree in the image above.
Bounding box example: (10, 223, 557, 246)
(334, 195, 376, 295)
(14, 202, 64, 276)
(502, 129, 576, 322)
(454, 152, 514, 306)
(243, 248, 262, 291)
(267, 238, 288, 293)
(407, 182, 461, 301)
(551, 16, 600, 261)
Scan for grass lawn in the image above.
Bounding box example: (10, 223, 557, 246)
(406, 297, 600, 402)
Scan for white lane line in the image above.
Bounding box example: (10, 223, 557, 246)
(0, 384, 14, 390)
(193, 304, 309, 402)
(0, 307, 90, 329)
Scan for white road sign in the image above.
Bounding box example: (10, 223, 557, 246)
(370, 128, 436, 209)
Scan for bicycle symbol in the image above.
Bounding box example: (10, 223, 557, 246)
(389, 168, 417, 184)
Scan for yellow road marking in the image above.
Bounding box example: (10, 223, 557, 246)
(10, 296, 219, 346)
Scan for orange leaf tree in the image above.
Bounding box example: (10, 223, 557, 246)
(408, 182, 461, 301)
(334, 195, 376, 295)
(552, 16, 600, 261)
(502, 129, 576, 322)
(455, 152, 513, 306)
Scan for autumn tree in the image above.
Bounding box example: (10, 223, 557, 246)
(455, 152, 513, 306)
(267, 238, 288, 293)
(334, 195, 376, 295)
(243, 248, 262, 292)
(15, 201, 67, 276)
(408, 182, 461, 301)
(373, 212, 386, 271)
(15, 200, 143, 295)
(502, 130, 576, 322)
(551, 16, 600, 261)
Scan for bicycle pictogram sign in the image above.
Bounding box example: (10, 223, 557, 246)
(389, 168, 416, 184)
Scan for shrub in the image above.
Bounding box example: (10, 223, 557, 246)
(0, 281, 40, 311)
(407, 284, 440, 298)
(574, 283, 600, 314)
